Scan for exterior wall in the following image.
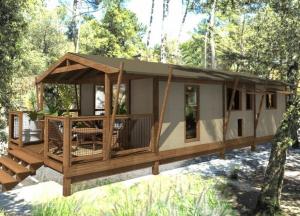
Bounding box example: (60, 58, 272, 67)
(158, 81, 286, 151)
(80, 84, 94, 116)
(159, 82, 224, 151)
(199, 84, 223, 144)
(159, 82, 185, 151)
(130, 78, 153, 114)
(226, 86, 254, 140)
(256, 85, 286, 137)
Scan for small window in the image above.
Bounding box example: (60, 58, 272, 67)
(227, 88, 241, 110)
(246, 93, 253, 110)
(238, 119, 243, 137)
(266, 93, 277, 109)
(95, 85, 105, 115)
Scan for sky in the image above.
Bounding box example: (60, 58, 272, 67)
(47, 0, 204, 47)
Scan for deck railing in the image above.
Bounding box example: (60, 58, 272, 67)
(9, 111, 44, 147)
(112, 114, 153, 156)
(9, 111, 153, 168)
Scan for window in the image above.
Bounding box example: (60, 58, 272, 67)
(185, 85, 199, 141)
(95, 85, 105, 115)
(238, 119, 243, 137)
(113, 83, 128, 114)
(227, 88, 241, 110)
(95, 83, 129, 115)
(246, 93, 253, 110)
(266, 93, 277, 109)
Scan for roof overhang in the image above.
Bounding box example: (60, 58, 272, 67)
(36, 53, 120, 84)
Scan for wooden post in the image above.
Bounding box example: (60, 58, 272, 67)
(63, 177, 71, 197)
(151, 77, 159, 153)
(108, 62, 124, 160)
(221, 82, 226, 159)
(18, 112, 23, 147)
(154, 66, 173, 174)
(156, 66, 173, 149)
(254, 94, 265, 145)
(103, 73, 111, 161)
(63, 116, 71, 196)
(74, 84, 79, 113)
(44, 117, 49, 161)
(224, 77, 240, 138)
(152, 161, 159, 175)
(8, 112, 12, 149)
(251, 84, 257, 151)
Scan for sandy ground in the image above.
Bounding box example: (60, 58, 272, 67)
(0, 143, 299, 215)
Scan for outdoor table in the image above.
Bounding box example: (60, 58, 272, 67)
(72, 128, 103, 150)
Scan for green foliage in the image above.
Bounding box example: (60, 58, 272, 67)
(19, 2, 73, 76)
(44, 84, 78, 116)
(32, 175, 235, 216)
(80, 5, 146, 58)
(0, 0, 27, 144)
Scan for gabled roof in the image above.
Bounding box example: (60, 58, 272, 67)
(36, 52, 288, 87)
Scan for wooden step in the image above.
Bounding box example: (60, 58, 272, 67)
(9, 149, 43, 167)
(0, 170, 18, 191)
(0, 157, 30, 178)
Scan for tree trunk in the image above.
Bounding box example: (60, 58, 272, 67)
(160, 0, 170, 63)
(209, 0, 217, 69)
(255, 62, 299, 214)
(72, 0, 80, 53)
(146, 0, 155, 47)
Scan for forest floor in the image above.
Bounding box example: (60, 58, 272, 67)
(217, 144, 300, 216)
(0, 143, 299, 215)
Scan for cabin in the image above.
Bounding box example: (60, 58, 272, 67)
(0, 53, 289, 196)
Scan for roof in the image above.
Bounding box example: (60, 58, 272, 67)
(37, 52, 288, 87)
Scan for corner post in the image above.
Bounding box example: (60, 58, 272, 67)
(63, 116, 71, 196)
(251, 84, 257, 151)
(222, 77, 239, 158)
(103, 73, 112, 161)
(108, 62, 124, 160)
(153, 66, 173, 175)
(18, 112, 23, 147)
(221, 82, 226, 159)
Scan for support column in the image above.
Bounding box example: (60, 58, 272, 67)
(221, 82, 226, 159)
(222, 77, 239, 159)
(103, 73, 111, 161)
(107, 62, 124, 160)
(251, 84, 257, 151)
(153, 66, 173, 175)
(63, 116, 71, 196)
(152, 161, 159, 175)
(63, 177, 71, 197)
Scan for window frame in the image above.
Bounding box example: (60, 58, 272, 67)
(265, 92, 277, 110)
(184, 85, 200, 143)
(93, 81, 130, 115)
(226, 87, 242, 111)
(246, 92, 254, 110)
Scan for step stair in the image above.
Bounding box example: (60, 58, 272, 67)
(8, 149, 43, 173)
(0, 149, 44, 192)
(0, 170, 18, 191)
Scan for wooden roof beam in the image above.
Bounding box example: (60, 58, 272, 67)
(52, 64, 88, 74)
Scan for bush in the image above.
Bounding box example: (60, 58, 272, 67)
(32, 174, 236, 216)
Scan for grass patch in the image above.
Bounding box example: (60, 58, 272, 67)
(32, 174, 236, 216)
